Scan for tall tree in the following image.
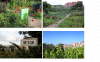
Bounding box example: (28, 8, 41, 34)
(43, 1, 51, 14)
(71, 1, 83, 10)
(43, 43, 55, 53)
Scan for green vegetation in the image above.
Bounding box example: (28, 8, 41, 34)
(43, 1, 72, 27)
(43, 1, 51, 14)
(0, 10, 28, 28)
(58, 11, 84, 28)
(0, 49, 33, 58)
(0, 46, 42, 58)
(44, 44, 84, 58)
(42, 13, 67, 28)
(43, 1, 84, 28)
(0, 31, 42, 58)
(43, 43, 64, 58)
(0, 0, 42, 27)
(43, 11, 68, 27)
(71, 1, 84, 10)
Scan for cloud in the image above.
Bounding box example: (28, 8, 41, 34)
(0, 31, 23, 42)
(8, 31, 17, 34)
(43, 0, 84, 5)
(0, 33, 6, 41)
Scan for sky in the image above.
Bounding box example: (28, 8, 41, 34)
(0, 31, 24, 45)
(43, 0, 84, 5)
(43, 31, 84, 45)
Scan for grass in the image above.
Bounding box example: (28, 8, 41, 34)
(58, 12, 84, 28)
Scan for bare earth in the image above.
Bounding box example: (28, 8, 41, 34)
(46, 14, 70, 28)
(7, 9, 41, 28)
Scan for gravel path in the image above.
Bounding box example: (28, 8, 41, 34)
(46, 14, 70, 28)
(7, 9, 41, 28)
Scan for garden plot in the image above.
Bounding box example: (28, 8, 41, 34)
(46, 14, 70, 28)
(58, 11, 84, 28)
(4, 8, 41, 28)
(43, 12, 67, 27)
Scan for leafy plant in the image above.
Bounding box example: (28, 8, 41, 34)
(0, 3, 6, 13)
(44, 44, 84, 58)
(9, 0, 16, 10)
(9, 42, 34, 58)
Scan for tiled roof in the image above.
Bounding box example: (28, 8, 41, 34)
(54, 41, 84, 50)
(63, 41, 84, 49)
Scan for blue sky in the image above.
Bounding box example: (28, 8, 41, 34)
(43, 31, 84, 45)
(0, 31, 23, 45)
(43, 0, 84, 5)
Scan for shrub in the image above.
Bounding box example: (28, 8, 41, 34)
(34, 11, 42, 19)
(44, 44, 84, 58)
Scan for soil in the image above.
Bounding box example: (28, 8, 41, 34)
(45, 14, 70, 28)
(7, 8, 41, 28)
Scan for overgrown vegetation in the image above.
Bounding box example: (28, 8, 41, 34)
(44, 44, 84, 58)
(42, 43, 63, 58)
(58, 11, 84, 28)
(43, 1, 84, 28)
(0, 0, 42, 27)
(71, 1, 84, 10)
(43, 5, 70, 27)
(0, 31, 42, 58)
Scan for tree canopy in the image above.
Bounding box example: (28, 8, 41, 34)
(71, 1, 83, 10)
(42, 1, 51, 12)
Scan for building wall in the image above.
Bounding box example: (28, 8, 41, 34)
(67, 3, 69, 8)
(63, 41, 84, 50)
(65, 1, 81, 8)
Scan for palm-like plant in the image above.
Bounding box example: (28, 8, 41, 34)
(9, 42, 40, 58)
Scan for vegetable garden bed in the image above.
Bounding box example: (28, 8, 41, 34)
(43, 12, 67, 27)
(58, 11, 84, 28)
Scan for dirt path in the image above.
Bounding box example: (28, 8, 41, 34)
(7, 9, 41, 28)
(46, 14, 70, 28)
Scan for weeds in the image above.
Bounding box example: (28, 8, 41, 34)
(58, 12, 84, 28)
